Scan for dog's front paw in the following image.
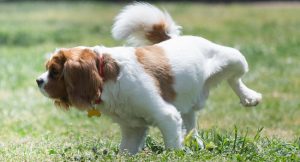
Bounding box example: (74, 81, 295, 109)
(184, 130, 205, 150)
(240, 90, 262, 107)
(194, 135, 205, 149)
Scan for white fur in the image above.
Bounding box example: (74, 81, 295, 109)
(93, 36, 262, 154)
(37, 71, 49, 97)
(112, 2, 181, 46)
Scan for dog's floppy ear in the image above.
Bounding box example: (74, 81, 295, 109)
(63, 59, 102, 110)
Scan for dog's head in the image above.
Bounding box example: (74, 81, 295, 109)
(36, 47, 119, 110)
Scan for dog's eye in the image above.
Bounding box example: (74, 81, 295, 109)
(50, 69, 59, 78)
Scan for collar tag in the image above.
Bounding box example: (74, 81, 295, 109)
(87, 109, 101, 118)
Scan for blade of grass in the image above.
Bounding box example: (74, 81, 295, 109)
(232, 125, 238, 153)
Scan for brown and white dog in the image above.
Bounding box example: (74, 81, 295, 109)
(36, 3, 262, 154)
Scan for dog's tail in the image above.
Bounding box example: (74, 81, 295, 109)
(112, 2, 181, 46)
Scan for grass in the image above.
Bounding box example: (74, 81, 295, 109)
(0, 1, 299, 161)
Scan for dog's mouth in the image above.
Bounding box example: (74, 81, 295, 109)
(38, 86, 50, 98)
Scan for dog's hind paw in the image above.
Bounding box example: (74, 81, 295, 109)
(240, 90, 262, 107)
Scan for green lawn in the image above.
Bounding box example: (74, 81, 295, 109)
(0, 2, 299, 161)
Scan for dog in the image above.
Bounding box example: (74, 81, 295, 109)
(36, 3, 262, 154)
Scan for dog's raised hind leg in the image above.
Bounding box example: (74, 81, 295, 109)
(228, 78, 262, 107)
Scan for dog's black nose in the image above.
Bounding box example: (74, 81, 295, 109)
(36, 78, 44, 87)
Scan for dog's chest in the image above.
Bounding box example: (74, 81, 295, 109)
(97, 81, 150, 127)
(100, 104, 148, 127)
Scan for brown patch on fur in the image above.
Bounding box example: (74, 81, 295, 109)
(102, 54, 120, 81)
(135, 46, 176, 102)
(54, 100, 70, 111)
(44, 51, 69, 107)
(63, 48, 102, 110)
(45, 48, 102, 110)
(145, 21, 170, 44)
(43, 47, 120, 110)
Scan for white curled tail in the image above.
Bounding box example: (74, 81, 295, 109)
(112, 2, 181, 46)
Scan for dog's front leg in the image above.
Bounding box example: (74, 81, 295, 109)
(182, 110, 204, 149)
(154, 105, 184, 150)
(119, 125, 148, 155)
